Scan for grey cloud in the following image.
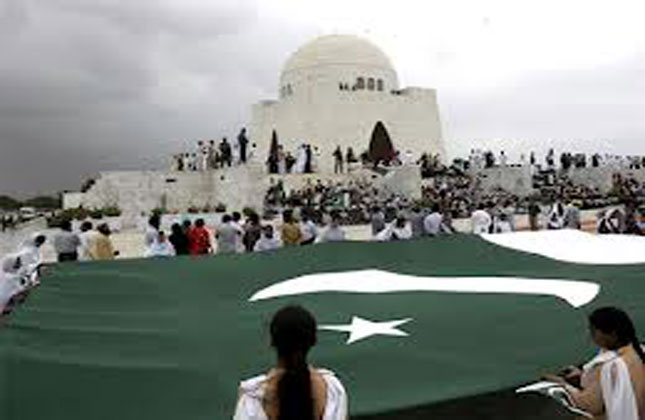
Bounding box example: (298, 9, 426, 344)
(443, 56, 645, 158)
(0, 0, 287, 197)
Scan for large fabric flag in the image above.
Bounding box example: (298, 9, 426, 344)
(1, 231, 644, 419)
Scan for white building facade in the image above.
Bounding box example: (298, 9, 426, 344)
(250, 35, 444, 173)
(64, 35, 439, 218)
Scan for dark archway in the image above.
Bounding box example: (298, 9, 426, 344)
(368, 121, 396, 165)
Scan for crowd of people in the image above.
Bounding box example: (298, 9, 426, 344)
(171, 127, 428, 177)
(259, 143, 645, 236)
(2, 175, 640, 319)
(263, 170, 645, 236)
(0, 214, 18, 232)
(464, 148, 645, 173)
(171, 128, 255, 172)
(142, 209, 349, 258)
(267, 143, 320, 175)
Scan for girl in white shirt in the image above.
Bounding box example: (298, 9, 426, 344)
(234, 305, 348, 420)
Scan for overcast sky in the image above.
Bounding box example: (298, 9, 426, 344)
(1, 0, 644, 197)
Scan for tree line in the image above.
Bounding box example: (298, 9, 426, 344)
(0, 194, 62, 211)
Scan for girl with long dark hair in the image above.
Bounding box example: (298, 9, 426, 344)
(545, 307, 644, 419)
(234, 305, 348, 419)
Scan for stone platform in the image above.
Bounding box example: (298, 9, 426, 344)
(64, 164, 422, 224)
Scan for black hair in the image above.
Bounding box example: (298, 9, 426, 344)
(249, 213, 260, 225)
(170, 223, 181, 233)
(97, 224, 110, 236)
(232, 212, 241, 221)
(589, 307, 644, 363)
(80, 221, 93, 232)
(283, 210, 293, 223)
(182, 219, 192, 228)
(149, 214, 161, 229)
(34, 234, 46, 246)
(195, 219, 205, 227)
(60, 219, 72, 231)
(395, 216, 407, 227)
(270, 306, 317, 420)
(222, 214, 232, 223)
(13, 256, 22, 271)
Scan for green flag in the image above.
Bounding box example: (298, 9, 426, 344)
(1, 233, 644, 419)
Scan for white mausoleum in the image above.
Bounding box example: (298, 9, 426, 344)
(64, 35, 440, 217)
(250, 34, 444, 172)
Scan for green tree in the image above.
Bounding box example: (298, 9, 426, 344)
(0, 195, 21, 210)
(23, 195, 62, 210)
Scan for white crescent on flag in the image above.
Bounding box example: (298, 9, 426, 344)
(482, 229, 645, 265)
(249, 269, 600, 308)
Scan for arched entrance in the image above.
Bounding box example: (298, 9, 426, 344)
(368, 121, 396, 166)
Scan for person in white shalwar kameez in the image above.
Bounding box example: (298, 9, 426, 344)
(78, 221, 96, 261)
(17, 233, 46, 285)
(471, 204, 492, 235)
(144, 231, 176, 258)
(234, 305, 348, 420)
(253, 226, 282, 252)
(547, 201, 566, 230)
(144, 214, 161, 255)
(294, 144, 307, 174)
(0, 254, 28, 314)
(376, 216, 412, 241)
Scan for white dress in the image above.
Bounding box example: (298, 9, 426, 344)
(253, 237, 281, 252)
(0, 254, 27, 312)
(294, 146, 307, 174)
(78, 231, 97, 261)
(547, 203, 565, 230)
(16, 234, 44, 285)
(144, 226, 159, 254)
(375, 222, 412, 241)
(143, 241, 176, 258)
(572, 350, 641, 420)
(234, 369, 347, 420)
(471, 210, 492, 234)
(600, 355, 640, 420)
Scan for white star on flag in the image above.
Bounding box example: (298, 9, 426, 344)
(319, 316, 413, 344)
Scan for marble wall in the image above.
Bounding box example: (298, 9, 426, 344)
(65, 164, 423, 222)
(250, 87, 444, 174)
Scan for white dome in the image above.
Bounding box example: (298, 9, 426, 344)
(281, 34, 397, 78)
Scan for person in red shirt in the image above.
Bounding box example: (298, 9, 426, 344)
(189, 218, 211, 255)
